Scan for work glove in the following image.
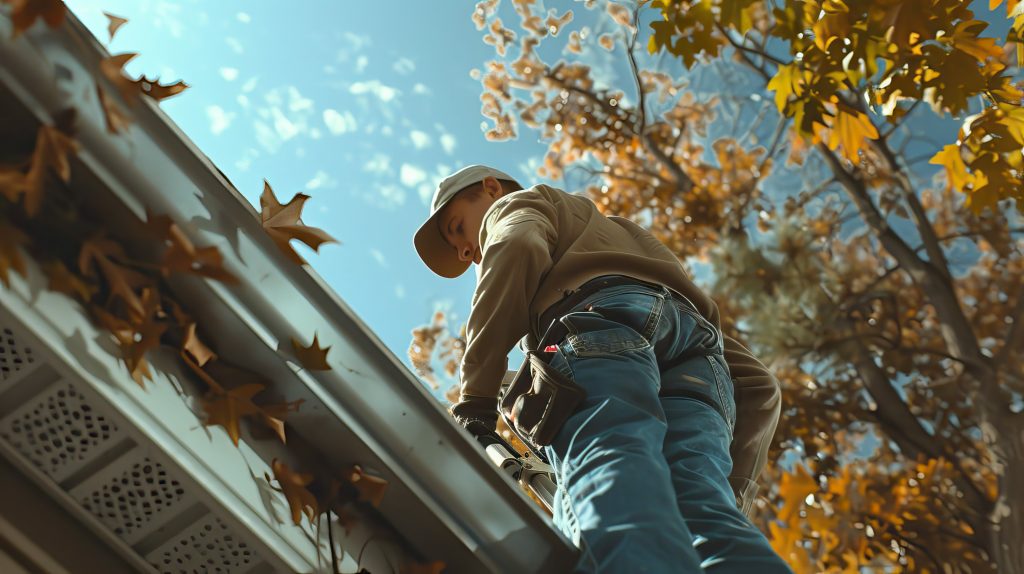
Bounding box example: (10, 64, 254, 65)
(448, 369, 517, 434)
(449, 393, 498, 434)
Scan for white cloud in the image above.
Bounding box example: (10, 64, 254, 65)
(355, 55, 369, 74)
(418, 183, 434, 205)
(287, 86, 313, 112)
(364, 153, 391, 175)
(369, 248, 389, 268)
(206, 105, 235, 135)
(323, 109, 357, 135)
(252, 85, 317, 151)
(350, 80, 398, 102)
(440, 133, 456, 155)
(219, 67, 239, 81)
(225, 36, 244, 54)
(235, 148, 259, 172)
(393, 58, 415, 75)
(400, 164, 427, 187)
(305, 170, 336, 190)
(254, 121, 279, 153)
(364, 184, 407, 209)
(271, 107, 299, 140)
(236, 94, 249, 108)
(153, 2, 183, 38)
(409, 130, 431, 149)
(344, 32, 371, 51)
(236, 12, 251, 23)
(413, 83, 431, 95)
(241, 77, 259, 93)
(395, 284, 406, 299)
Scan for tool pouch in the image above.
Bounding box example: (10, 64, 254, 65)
(498, 348, 586, 448)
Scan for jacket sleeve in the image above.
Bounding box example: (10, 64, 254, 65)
(448, 192, 557, 429)
(722, 333, 782, 519)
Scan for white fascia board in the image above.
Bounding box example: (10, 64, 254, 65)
(0, 9, 577, 574)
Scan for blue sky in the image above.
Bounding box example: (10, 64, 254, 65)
(63, 0, 575, 400)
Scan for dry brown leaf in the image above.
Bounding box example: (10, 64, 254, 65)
(78, 235, 150, 318)
(100, 52, 189, 104)
(0, 225, 29, 287)
(266, 459, 319, 526)
(346, 464, 388, 507)
(96, 84, 131, 134)
(144, 210, 238, 284)
(19, 123, 78, 217)
(91, 289, 166, 388)
(42, 259, 97, 301)
(0, 165, 27, 202)
(200, 382, 264, 446)
(0, 121, 77, 215)
(103, 11, 128, 41)
(185, 357, 301, 445)
(100, 52, 143, 103)
(291, 332, 332, 370)
(258, 398, 304, 444)
(181, 322, 217, 367)
(138, 75, 189, 101)
(260, 180, 338, 265)
(7, 0, 66, 37)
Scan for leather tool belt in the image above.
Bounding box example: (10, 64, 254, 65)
(498, 274, 697, 450)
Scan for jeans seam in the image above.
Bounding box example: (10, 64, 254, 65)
(640, 292, 665, 342)
(706, 354, 735, 434)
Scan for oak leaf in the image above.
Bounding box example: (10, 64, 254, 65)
(96, 84, 132, 134)
(200, 382, 264, 446)
(291, 332, 332, 370)
(100, 52, 189, 104)
(181, 322, 217, 367)
(346, 464, 388, 507)
(78, 235, 150, 318)
(260, 180, 338, 265)
(266, 459, 319, 526)
(91, 289, 167, 388)
(826, 107, 878, 164)
(103, 11, 127, 41)
(929, 144, 971, 192)
(2, 123, 79, 217)
(42, 259, 97, 302)
(184, 356, 302, 445)
(144, 210, 239, 284)
(6, 0, 66, 37)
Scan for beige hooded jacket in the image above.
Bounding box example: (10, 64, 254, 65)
(450, 183, 782, 518)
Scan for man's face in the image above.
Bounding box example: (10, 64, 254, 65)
(437, 176, 503, 267)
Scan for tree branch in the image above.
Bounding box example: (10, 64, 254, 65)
(816, 142, 993, 393)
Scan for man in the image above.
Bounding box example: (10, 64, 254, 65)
(414, 164, 793, 573)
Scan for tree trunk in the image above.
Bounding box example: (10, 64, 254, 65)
(984, 408, 1024, 573)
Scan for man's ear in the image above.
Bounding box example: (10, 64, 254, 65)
(483, 176, 502, 199)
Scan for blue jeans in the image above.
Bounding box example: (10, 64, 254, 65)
(540, 282, 793, 573)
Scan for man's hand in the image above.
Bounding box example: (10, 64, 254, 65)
(449, 393, 499, 432)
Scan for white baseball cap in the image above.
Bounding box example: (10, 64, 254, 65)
(414, 164, 519, 278)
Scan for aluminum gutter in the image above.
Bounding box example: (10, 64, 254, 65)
(0, 9, 577, 574)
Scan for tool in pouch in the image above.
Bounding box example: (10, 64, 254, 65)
(497, 305, 585, 457)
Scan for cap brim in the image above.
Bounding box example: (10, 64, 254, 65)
(414, 212, 472, 279)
